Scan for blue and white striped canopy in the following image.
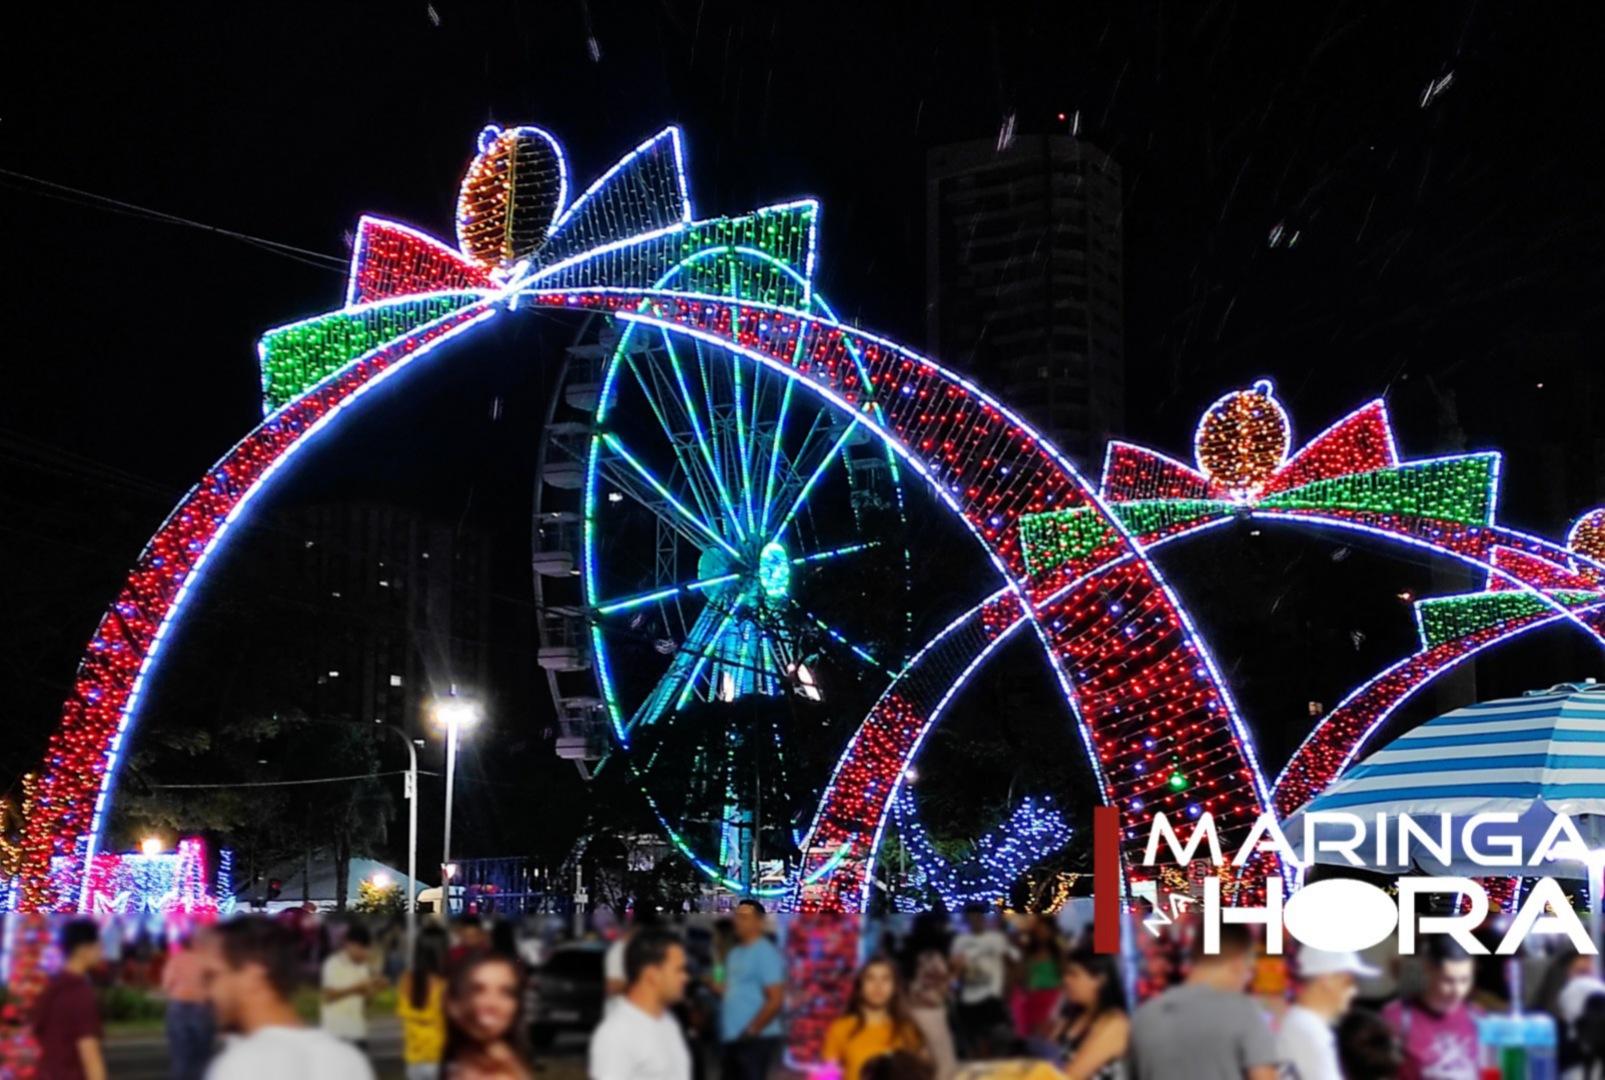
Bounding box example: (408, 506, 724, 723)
(1303, 682, 1605, 818)
(1284, 682, 1605, 875)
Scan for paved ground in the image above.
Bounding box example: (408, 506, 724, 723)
(105, 1019, 589, 1079)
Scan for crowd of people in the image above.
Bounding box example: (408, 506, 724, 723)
(24, 913, 540, 1079)
(589, 901, 1605, 1080)
(18, 898, 1605, 1079)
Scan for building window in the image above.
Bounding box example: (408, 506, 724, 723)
(389, 674, 403, 688)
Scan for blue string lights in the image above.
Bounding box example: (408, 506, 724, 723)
(892, 785, 1073, 911)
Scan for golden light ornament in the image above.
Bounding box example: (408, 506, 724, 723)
(455, 124, 568, 267)
(1194, 379, 1291, 494)
(1569, 508, 1605, 564)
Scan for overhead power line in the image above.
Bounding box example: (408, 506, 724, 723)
(0, 166, 349, 274)
(147, 769, 434, 790)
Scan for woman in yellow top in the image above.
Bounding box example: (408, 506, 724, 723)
(822, 957, 929, 1080)
(396, 928, 449, 1080)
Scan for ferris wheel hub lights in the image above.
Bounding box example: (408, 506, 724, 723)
(696, 546, 733, 581)
(758, 541, 791, 601)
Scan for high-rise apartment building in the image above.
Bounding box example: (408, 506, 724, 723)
(259, 504, 492, 730)
(926, 133, 1124, 464)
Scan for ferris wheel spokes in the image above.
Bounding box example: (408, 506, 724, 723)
(597, 432, 742, 559)
(623, 598, 748, 736)
(770, 417, 862, 543)
(618, 349, 727, 535)
(576, 293, 913, 891)
(593, 539, 877, 617)
(596, 342, 881, 734)
(666, 334, 748, 544)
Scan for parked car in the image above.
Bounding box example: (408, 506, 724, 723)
(527, 942, 606, 1048)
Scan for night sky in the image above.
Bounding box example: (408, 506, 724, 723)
(5, 3, 1605, 859)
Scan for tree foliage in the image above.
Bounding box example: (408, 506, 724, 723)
(351, 877, 406, 915)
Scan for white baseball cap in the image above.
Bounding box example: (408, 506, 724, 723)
(1296, 948, 1381, 979)
(1559, 976, 1605, 1023)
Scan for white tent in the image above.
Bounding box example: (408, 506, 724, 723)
(239, 855, 430, 913)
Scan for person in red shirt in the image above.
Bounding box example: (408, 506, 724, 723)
(31, 919, 106, 1080)
(162, 926, 216, 1080)
(1381, 936, 1480, 1080)
(447, 916, 489, 971)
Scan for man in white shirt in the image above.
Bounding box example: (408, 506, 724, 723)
(202, 916, 374, 1080)
(949, 904, 1017, 1058)
(602, 926, 635, 1008)
(1276, 948, 1377, 1080)
(589, 927, 693, 1080)
(320, 923, 380, 1049)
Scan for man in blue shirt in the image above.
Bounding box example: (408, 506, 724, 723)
(715, 899, 786, 1080)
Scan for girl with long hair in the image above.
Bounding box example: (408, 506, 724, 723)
(822, 957, 929, 1080)
(1048, 946, 1129, 1080)
(395, 926, 448, 1080)
(441, 951, 533, 1080)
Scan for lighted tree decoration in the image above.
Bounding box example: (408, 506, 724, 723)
(0, 773, 39, 880)
(351, 877, 406, 916)
(0, 776, 47, 1080)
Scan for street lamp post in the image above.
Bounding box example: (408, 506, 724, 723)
(376, 725, 421, 965)
(402, 736, 419, 961)
(444, 716, 459, 910)
(432, 695, 481, 916)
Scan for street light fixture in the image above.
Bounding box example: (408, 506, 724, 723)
(372, 726, 422, 965)
(429, 693, 482, 914)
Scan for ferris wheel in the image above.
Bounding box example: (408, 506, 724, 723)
(532, 266, 910, 891)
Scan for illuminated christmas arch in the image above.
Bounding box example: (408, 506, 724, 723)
(17, 124, 1267, 921)
(22, 122, 1605, 928)
(817, 385, 1605, 911)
